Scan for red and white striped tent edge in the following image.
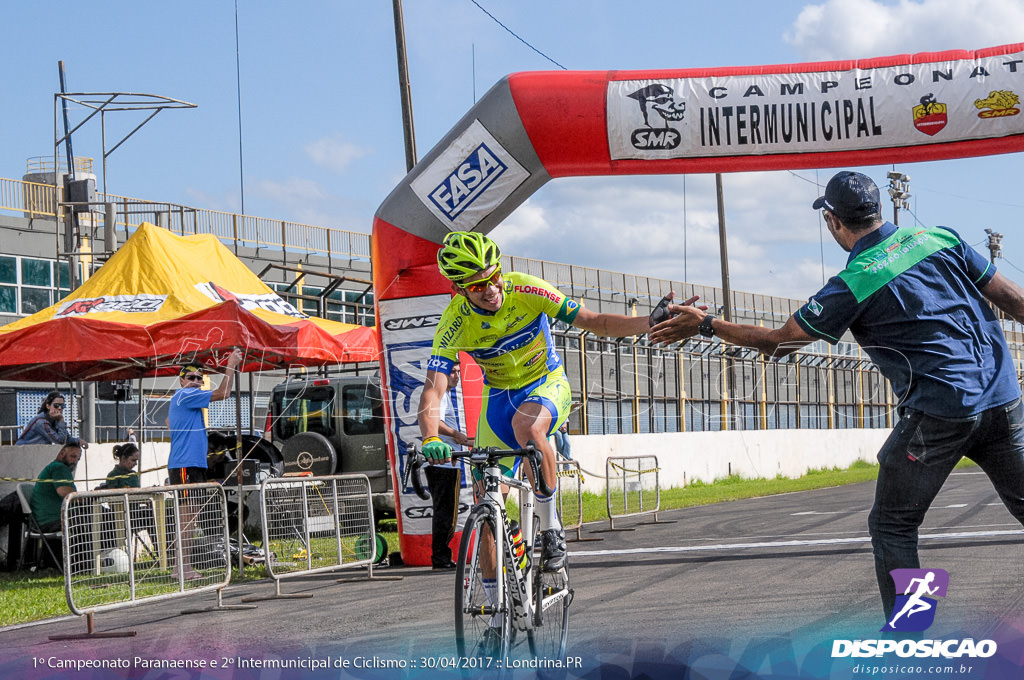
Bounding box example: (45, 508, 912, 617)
(0, 222, 381, 382)
(372, 42, 1024, 565)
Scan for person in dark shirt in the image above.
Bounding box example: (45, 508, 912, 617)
(651, 170, 1024, 624)
(103, 442, 141, 489)
(31, 443, 82, 532)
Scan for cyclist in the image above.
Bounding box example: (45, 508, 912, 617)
(418, 231, 693, 575)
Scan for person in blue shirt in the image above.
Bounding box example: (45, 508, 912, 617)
(650, 170, 1024, 624)
(167, 349, 242, 580)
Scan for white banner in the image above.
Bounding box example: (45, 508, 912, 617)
(607, 50, 1024, 160)
(410, 119, 530, 231)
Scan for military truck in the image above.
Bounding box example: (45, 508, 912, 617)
(263, 375, 392, 519)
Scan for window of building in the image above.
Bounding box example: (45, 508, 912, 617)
(0, 256, 76, 317)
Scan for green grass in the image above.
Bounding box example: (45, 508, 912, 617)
(1, 458, 978, 627)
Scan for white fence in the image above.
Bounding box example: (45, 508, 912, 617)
(253, 474, 385, 598)
(62, 484, 231, 617)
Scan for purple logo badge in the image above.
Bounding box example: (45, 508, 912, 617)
(882, 568, 949, 632)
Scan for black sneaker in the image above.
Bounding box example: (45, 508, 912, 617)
(540, 528, 567, 571)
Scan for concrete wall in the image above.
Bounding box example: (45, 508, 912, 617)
(2, 428, 890, 499)
(0, 442, 172, 499)
(562, 428, 890, 495)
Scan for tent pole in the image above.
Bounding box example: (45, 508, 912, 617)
(234, 369, 245, 576)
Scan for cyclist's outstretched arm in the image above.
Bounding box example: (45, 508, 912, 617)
(571, 293, 699, 338)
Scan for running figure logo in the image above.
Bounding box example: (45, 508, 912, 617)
(882, 568, 949, 632)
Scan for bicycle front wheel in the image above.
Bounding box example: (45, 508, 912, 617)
(455, 507, 512, 659)
(527, 525, 570, 660)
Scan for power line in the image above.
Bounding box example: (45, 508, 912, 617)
(469, 1, 567, 70)
(1000, 257, 1024, 275)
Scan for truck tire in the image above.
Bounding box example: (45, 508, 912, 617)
(281, 432, 337, 477)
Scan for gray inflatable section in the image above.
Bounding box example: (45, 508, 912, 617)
(374, 76, 552, 245)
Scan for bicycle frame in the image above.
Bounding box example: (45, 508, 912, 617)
(472, 458, 536, 630)
(409, 444, 570, 659)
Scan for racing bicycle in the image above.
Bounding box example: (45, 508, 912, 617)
(407, 443, 572, 660)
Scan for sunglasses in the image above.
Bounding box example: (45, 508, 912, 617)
(51, 402, 65, 409)
(461, 268, 502, 293)
(183, 374, 204, 382)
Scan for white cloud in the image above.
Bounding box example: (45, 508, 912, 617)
(304, 135, 371, 174)
(252, 176, 358, 227)
(785, 0, 1024, 60)
(495, 171, 841, 300)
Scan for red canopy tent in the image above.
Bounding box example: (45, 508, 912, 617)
(0, 222, 380, 381)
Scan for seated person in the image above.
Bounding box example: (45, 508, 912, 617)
(31, 443, 81, 533)
(17, 391, 89, 449)
(99, 442, 155, 553)
(101, 442, 141, 489)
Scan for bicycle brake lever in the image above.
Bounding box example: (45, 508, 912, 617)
(525, 442, 555, 497)
(404, 450, 430, 500)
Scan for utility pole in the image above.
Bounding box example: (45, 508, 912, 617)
(985, 228, 1003, 263)
(715, 173, 733, 322)
(886, 171, 911, 226)
(393, 0, 417, 172)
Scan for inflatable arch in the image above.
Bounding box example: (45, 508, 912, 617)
(372, 42, 1024, 564)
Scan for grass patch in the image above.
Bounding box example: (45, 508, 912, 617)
(3, 457, 969, 627)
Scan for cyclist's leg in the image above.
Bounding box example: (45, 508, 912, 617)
(511, 369, 572, 570)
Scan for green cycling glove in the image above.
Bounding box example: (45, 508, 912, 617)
(421, 437, 452, 463)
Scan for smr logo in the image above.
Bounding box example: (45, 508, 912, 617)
(628, 83, 686, 150)
(882, 568, 949, 632)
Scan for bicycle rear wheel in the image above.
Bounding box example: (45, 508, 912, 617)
(527, 525, 570, 660)
(455, 507, 512, 658)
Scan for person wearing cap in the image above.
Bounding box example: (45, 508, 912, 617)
(650, 170, 1024, 625)
(167, 349, 243, 580)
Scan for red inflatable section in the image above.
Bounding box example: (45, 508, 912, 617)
(508, 42, 1024, 177)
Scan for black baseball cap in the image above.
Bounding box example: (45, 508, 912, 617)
(812, 171, 880, 220)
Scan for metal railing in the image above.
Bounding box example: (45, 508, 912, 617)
(605, 455, 661, 529)
(0, 176, 373, 261)
(5, 173, 1024, 440)
(256, 474, 378, 596)
(62, 484, 231, 618)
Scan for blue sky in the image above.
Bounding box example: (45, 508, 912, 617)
(3, 0, 1024, 299)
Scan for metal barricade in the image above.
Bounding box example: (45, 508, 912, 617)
(555, 458, 590, 541)
(255, 474, 382, 598)
(605, 455, 662, 530)
(62, 484, 231, 618)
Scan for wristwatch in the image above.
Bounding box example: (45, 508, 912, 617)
(698, 314, 716, 338)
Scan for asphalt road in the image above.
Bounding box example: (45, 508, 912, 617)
(2, 471, 1023, 680)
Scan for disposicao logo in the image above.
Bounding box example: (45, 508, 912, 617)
(831, 568, 998, 660)
(883, 568, 947, 633)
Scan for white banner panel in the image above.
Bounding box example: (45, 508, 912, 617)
(608, 50, 1024, 160)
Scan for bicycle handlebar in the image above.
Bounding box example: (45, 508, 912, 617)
(402, 449, 431, 500)
(404, 441, 555, 499)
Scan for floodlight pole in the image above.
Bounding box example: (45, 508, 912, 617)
(393, 0, 418, 171)
(715, 174, 733, 322)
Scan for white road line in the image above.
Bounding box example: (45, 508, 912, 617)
(790, 503, 970, 516)
(570, 529, 1024, 557)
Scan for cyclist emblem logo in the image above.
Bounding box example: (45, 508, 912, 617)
(881, 568, 949, 632)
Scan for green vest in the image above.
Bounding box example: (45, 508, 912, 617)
(838, 227, 964, 303)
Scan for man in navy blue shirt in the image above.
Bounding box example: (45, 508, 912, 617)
(651, 170, 1024, 623)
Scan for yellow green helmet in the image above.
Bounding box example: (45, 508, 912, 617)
(436, 231, 501, 282)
